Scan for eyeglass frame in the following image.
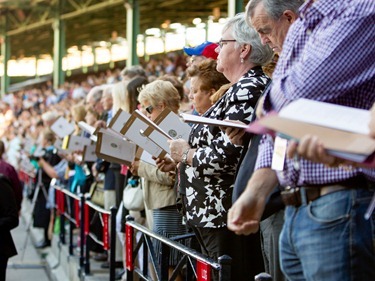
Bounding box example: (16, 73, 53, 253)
(218, 39, 236, 48)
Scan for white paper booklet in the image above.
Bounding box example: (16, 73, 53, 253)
(180, 113, 248, 129)
(51, 116, 75, 138)
(121, 113, 167, 159)
(96, 130, 136, 165)
(108, 109, 131, 134)
(279, 98, 370, 135)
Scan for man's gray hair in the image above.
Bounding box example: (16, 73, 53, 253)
(246, 0, 304, 21)
(223, 13, 273, 66)
(87, 85, 104, 103)
(120, 65, 146, 79)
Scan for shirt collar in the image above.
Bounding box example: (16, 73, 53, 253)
(299, 0, 338, 30)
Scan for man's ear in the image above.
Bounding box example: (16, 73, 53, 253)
(283, 10, 298, 24)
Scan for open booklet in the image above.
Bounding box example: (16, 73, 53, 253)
(78, 121, 98, 142)
(120, 110, 167, 159)
(247, 98, 375, 165)
(180, 113, 248, 129)
(50, 116, 75, 139)
(138, 109, 191, 153)
(120, 109, 190, 158)
(95, 128, 136, 165)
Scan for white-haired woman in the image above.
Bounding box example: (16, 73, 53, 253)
(167, 13, 273, 280)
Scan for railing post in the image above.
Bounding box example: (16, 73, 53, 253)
(70, 197, 79, 256)
(160, 242, 170, 280)
(125, 216, 135, 281)
(109, 207, 117, 281)
(69, 219, 74, 255)
(59, 191, 66, 244)
(142, 234, 148, 277)
(218, 255, 232, 281)
(84, 202, 90, 275)
(79, 194, 85, 272)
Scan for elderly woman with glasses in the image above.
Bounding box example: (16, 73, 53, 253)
(166, 13, 273, 280)
(129, 80, 187, 278)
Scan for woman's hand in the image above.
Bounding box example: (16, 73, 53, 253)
(155, 156, 177, 173)
(168, 139, 191, 163)
(130, 160, 140, 176)
(222, 121, 247, 146)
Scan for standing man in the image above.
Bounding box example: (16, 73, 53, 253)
(229, 0, 375, 280)
(229, 1, 302, 280)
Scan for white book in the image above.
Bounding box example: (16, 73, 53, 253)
(96, 131, 136, 165)
(180, 113, 248, 129)
(51, 116, 75, 138)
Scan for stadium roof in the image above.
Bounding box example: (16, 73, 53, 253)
(0, 0, 244, 58)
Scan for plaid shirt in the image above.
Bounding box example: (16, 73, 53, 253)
(256, 0, 375, 187)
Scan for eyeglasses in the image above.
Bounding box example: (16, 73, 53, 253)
(218, 39, 236, 48)
(145, 105, 154, 114)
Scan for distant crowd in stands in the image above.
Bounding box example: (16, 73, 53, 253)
(1, 1, 374, 281)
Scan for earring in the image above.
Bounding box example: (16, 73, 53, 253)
(240, 57, 244, 63)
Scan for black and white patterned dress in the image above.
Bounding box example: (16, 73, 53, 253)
(181, 66, 270, 228)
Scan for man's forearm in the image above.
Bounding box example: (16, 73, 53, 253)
(247, 167, 278, 199)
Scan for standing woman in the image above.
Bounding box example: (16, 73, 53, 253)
(130, 80, 187, 278)
(168, 13, 273, 280)
(33, 129, 61, 248)
(187, 58, 230, 115)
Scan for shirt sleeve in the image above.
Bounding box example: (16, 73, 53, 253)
(255, 135, 274, 170)
(138, 161, 173, 186)
(271, 12, 375, 108)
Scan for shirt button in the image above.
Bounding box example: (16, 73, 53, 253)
(306, 29, 312, 35)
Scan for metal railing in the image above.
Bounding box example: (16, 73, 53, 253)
(52, 185, 118, 281)
(125, 216, 232, 281)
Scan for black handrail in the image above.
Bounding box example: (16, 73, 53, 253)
(125, 216, 232, 281)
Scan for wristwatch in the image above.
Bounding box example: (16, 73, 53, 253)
(181, 148, 190, 164)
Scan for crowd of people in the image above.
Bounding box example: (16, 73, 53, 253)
(0, 0, 374, 281)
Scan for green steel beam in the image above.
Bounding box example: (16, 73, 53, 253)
(1, 14, 10, 97)
(235, 0, 243, 14)
(228, 0, 244, 17)
(6, 0, 124, 37)
(53, 1, 65, 89)
(126, 0, 139, 67)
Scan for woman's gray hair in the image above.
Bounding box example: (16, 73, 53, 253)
(223, 13, 273, 66)
(246, 0, 303, 21)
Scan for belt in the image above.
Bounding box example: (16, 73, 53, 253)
(281, 185, 349, 207)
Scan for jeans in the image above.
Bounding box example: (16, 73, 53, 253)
(280, 188, 375, 281)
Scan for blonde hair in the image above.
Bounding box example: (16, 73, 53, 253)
(112, 81, 129, 114)
(138, 80, 180, 113)
(71, 104, 87, 123)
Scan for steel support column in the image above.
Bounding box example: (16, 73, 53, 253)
(228, 0, 244, 17)
(125, 0, 139, 67)
(1, 14, 10, 97)
(53, 1, 65, 89)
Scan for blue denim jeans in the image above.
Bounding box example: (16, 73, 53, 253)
(280, 188, 375, 281)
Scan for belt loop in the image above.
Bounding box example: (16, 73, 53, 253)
(300, 187, 307, 205)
